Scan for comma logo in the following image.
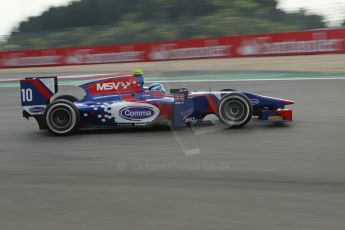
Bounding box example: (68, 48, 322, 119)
(119, 107, 155, 121)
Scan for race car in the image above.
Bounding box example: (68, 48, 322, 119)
(20, 70, 294, 135)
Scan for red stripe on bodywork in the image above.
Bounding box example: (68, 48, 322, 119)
(205, 95, 218, 114)
(33, 80, 53, 99)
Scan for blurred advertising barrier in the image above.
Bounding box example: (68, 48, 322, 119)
(0, 29, 344, 68)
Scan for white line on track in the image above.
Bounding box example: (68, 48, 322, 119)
(0, 78, 20, 82)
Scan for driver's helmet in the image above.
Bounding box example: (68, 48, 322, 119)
(148, 83, 166, 94)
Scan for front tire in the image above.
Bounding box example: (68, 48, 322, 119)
(217, 93, 253, 128)
(44, 100, 80, 135)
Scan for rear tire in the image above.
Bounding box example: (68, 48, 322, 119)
(44, 100, 80, 136)
(217, 93, 253, 128)
(52, 95, 79, 103)
(220, 89, 236, 92)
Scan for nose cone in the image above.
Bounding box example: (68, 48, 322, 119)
(283, 99, 295, 105)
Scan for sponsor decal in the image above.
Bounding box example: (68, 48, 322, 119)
(175, 91, 188, 104)
(29, 106, 45, 114)
(183, 116, 198, 124)
(92, 95, 119, 100)
(96, 81, 131, 91)
(119, 106, 156, 121)
(87, 76, 141, 94)
(65, 49, 144, 64)
(250, 99, 260, 105)
(268, 115, 284, 121)
(3, 54, 61, 67)
(238, 33, 343, 56)
(149, 43, 231, 60)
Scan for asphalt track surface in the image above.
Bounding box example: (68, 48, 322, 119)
(1, 75, 345, 230)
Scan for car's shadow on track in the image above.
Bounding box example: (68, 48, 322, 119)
(257, 122, 295, 129)
(77, 125, 172, 135)
(73, 119, 295, 136)
(23, 119, 295, 139)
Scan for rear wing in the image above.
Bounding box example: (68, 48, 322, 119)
(19, 70, 144, 118)
(20, 76, 58, 118)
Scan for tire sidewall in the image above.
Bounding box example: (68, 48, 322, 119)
(44, 100, 80, 135)
(217, 93, 253, 128)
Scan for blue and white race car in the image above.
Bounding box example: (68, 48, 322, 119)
(20, 70, 294, 135)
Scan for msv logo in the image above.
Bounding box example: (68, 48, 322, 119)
(119, 106, 155, 121)
(96, 81, 131, 91)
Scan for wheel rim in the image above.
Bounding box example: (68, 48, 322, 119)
(223, 99, 245, 121)
(50, 108, 72, 130)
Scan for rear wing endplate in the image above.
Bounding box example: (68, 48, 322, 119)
(20, 76, 58, 118)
